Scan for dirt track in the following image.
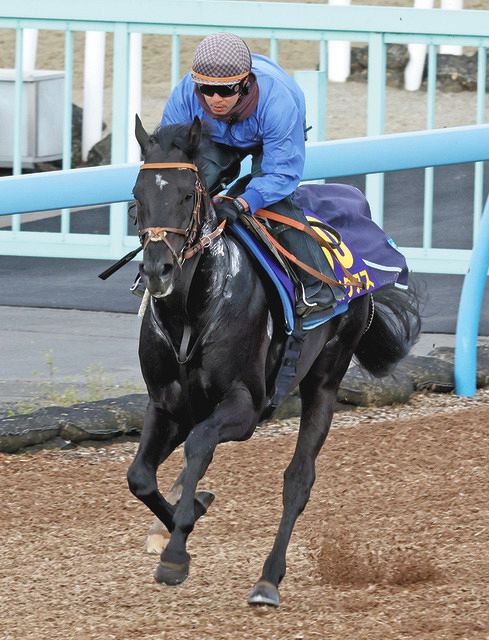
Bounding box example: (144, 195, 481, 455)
(2, 401, 489, 640)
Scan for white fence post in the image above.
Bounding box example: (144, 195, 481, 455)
(440, 0, 463, 55)
(22, 29, 38, 73)
(404, 0, 433, 91)
(127, 33, 142, 162)
(328, 0, 351, 83)
(82, 31, 106, 161)
(405, 0, 464, 91)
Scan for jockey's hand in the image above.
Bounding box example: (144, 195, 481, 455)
(213, 197, 247, 224)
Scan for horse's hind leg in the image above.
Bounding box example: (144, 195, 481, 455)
(144, 469, 186, 554)
(248, 340, 358, 607)
(145, 462, 215, 554)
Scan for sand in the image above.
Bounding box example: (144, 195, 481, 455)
(2, 401, 489, 639)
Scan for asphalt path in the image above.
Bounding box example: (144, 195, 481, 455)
(1, 164, 488, 334)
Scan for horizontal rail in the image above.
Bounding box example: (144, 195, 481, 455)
(1, 2, 489, 38)
(2, 124, 489, 216)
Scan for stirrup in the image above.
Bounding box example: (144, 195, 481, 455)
(130, 273, 146, 298)
(295, 282, 336, 318)
(296, 282, 320, 317)
(299, 282, 319, 308)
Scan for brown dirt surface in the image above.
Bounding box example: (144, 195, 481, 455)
(2, 400, 489, 640)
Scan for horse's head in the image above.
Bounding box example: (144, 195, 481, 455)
(133, 115, 213, 298)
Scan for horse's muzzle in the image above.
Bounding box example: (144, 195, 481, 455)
(139, 257, 174, 298)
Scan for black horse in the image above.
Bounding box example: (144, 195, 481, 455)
(127, 115, 421, 607)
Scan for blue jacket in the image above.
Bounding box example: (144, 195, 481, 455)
(161, 54, 306, 213)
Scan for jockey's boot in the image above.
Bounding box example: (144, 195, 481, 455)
(256, 195, 346, 317)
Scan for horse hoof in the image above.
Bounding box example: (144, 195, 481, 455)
(247, 580, 280, 607)
(154, 560, 189, 586)
(195, 490, 215, 512)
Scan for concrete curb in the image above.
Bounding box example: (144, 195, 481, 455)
(3, 346, 487, 454)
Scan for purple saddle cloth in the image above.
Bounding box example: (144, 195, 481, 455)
(232, 182, 409, 332)
(294, 183, 408, 292)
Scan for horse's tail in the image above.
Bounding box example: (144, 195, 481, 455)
(354, 285, 422, 378)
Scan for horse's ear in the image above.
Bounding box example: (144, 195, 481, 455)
(135, 114, 149, 151)
(188, 116, 202, 154)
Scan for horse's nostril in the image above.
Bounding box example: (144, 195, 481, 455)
(141, 262, 173, 282)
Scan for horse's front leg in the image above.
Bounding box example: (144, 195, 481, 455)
(154, 383, 258, 586)
(127, 401, 185, 533)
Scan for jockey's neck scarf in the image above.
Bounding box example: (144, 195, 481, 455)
(194, 73, 259, 124)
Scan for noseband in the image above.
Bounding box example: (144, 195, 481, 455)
(138, 162, 225, 263)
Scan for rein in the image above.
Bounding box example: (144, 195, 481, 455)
(138, 162, 225, 262)
(216, 195, 364, 290)
(253, 208, 366, 290)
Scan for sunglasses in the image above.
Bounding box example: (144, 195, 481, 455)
(198, 82, 242, 98)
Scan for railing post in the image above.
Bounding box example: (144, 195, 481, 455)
(440, 0, 464, 55)
(328, 0, 351, 83)
(127, 33, 142, 162)
(454, 195, 489, 396)
(110, 23, 130, 258)
(294, 70, 326, 142)
(171, 33, 180, 90)
(22, 28, 38, 73)
(404, 0, 433, 92)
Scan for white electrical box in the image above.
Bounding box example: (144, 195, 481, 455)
(0, 69, 64, 168)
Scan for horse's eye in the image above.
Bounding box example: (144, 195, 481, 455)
(185, 193, 193, 201)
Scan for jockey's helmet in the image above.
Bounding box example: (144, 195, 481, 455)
(191, 33, 252, 86)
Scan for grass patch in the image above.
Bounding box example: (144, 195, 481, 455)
(5, 352, 143, 417)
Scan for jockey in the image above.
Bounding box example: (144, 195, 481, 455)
(161, 32, 345, 315)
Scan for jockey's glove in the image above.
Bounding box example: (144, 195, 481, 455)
(213, 197, 246, 224)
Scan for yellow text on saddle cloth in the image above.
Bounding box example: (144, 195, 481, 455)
(306, 215, 376, 299)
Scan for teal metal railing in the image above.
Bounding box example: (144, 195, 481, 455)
(1, 123, 488, 396)
(1, 1, 489, 271)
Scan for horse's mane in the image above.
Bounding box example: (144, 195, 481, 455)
(151, 121, 213, 156)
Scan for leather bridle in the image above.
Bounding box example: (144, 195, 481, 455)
(138, 162, 225, 264)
